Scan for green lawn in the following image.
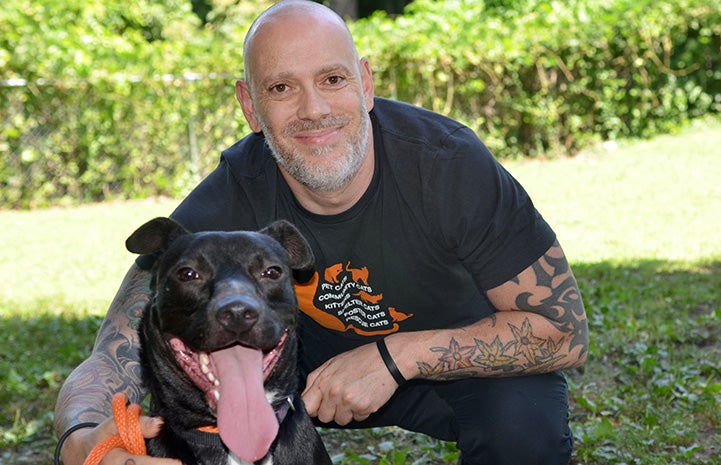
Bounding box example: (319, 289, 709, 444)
(1, 118, 720, 464)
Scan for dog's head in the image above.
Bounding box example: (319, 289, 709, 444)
(126, 217, 314, 462)
(126, 217, 313, 352)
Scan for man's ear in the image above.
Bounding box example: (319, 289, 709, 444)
(236, 80, 262, 133)
(360, 57, 375, 112)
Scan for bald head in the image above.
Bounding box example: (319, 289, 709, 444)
(242, 0, 358, 88)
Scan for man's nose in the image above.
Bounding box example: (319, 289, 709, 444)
(297, 85, 331, 120)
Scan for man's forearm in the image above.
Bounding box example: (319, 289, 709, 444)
(53, 265, 151, 436)
(404, 310, 586, 381)
(387, 242, 589, 381)
(53, 352, 145, 434)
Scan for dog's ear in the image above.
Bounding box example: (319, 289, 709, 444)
(261, 220, 315, 271)
(126, 217, 189, 255)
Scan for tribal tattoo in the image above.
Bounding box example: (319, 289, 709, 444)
(417, 242, 587, 379)
(517, 244, 588, 356)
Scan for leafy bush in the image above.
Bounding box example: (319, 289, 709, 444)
(1, 0, 720, 207)
(0, 0, 267, 208)
(352, 0, 721, 157)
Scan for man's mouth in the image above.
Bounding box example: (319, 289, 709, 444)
(286, 115, 351, 146)
(294, 127, 342, 146)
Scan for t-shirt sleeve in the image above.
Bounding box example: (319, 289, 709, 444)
(133, 162, 232, 270)
(430, 126, 556, 291)
(135, 155, 265, 270)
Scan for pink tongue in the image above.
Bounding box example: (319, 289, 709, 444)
(211, 345, 278, 462)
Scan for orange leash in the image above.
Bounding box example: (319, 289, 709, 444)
(83, 392, 147, 465)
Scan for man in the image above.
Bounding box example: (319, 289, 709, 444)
(54, 1, 589, 464)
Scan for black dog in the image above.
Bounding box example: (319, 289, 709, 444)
(125, 217, 331, 465)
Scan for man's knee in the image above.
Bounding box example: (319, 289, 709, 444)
(444, 373, 573, 465)
(455, 410, 573, 465)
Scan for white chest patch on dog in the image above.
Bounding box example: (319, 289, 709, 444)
(228, 452, 273, 465)
(265, 389, 281, 405)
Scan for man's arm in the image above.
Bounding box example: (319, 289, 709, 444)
(53, 264, 154, 463)
(403, 240, 588, 380)
(302, 241, 588, 424)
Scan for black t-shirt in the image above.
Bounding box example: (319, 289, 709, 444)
(145, 98, 555, 372)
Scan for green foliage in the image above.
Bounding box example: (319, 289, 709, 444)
(1, 0, 720, 207)
(0, 0, 269, 208)
(323, 427, 460, 464)
(569, 259, 721, 464)
(352, 0, 721, 158)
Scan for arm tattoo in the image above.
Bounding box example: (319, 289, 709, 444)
(53, 267, 151, 436)
(417, 242, 588, 380)
(418, 319, 566, 378)
(515, 242, 588, 356)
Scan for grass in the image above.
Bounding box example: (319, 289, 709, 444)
(1, 117, 720, 464)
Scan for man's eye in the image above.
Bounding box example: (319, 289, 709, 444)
(270, 83, 288, 93)
(177, 267, 200, 282)
(262, 266, 283, 280)
(327, 75, 344, 85)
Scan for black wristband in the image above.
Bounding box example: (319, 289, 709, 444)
(54, 422, 99, 465)
(376, 338, 407, 386)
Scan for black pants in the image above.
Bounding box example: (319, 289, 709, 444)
(314, 372, 573, 465)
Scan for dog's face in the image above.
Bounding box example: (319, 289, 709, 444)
(126, 218, 314, 462)
(127, 218, 313, 353)
(152, 230, 299, 352)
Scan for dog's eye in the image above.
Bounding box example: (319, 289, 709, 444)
(262, 266, 283, 280)
(177, 267, 200, 282)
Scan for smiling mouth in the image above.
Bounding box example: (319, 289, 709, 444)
(294, 128, 341, 146)
(285, 115, 351, 143)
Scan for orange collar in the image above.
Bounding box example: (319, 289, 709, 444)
(196, 425, 220, 433)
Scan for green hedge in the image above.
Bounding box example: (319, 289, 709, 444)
(352, 0, 721, 157)
(1, 0, 719, 208)
(0, 76, 244, 207)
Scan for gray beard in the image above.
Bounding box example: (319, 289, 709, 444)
(260, 108, 370, 193)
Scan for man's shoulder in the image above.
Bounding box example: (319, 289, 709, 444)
(372, 98, 492, 168)
(169, 132, 277, 233)
(371, 97, 471, 147)
(220, 131, 273, 179)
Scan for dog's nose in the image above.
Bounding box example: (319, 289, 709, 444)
(215, 297, 259, 332)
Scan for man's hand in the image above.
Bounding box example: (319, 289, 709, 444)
(301, 341, 400, 425)
(61, 416, 180, 465)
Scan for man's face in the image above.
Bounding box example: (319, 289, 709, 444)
(239, 15, 375, 193)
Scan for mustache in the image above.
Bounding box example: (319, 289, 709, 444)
(283, 115, 352, 136)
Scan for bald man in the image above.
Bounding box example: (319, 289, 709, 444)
(54, 2, 588, 464)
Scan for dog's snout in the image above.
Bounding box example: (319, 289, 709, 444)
(215, 296, 260, 332)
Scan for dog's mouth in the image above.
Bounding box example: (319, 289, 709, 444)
(167, 331, 288, 461)
(168, 332, 288, 408)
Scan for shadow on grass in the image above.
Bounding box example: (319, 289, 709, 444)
(569, 259, 721, 465)
(0, 310, 102, 464)
(1, 259, 719, 465)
